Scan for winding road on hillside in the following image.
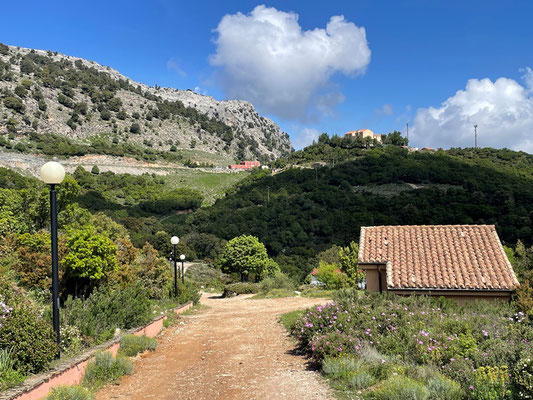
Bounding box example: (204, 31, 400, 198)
(95, 293, 333, 400)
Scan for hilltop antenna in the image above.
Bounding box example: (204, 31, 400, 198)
(474, 124, 478, 149)
(406, 121, 409, 144)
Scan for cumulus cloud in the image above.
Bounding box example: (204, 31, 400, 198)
(411, 73, 533, 153)
(210, 5, 371, 121)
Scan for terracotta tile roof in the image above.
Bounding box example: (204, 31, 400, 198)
(358, 225, 519, 291)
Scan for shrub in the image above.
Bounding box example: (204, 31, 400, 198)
(311, 261, 349, 290)
(0, 347, 25, 391)
(371, 376, 429, 400)
(426, 375, 462, 400)
(45, 385, 93, 400)
(222, 282, 259, 297)
(82, 352, 133, 391)
(61, 284, 152, 344)
(258, 270, 295, 293)
(513, 353, 533, 399)
(119, 334, 157, 357)
(0, 301, 57, 374)
(279, 310, 304, 331)
(59, 325, 83, 356)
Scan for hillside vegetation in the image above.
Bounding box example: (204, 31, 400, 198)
(0, 42, 292, 163)
(190, 144, 533, 278)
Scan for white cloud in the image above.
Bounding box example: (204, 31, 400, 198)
(210, 5, 371, 121)
(411, 73, 533, 153)
(375, 104, 394, 116)
(166, 58, 186, 77)
(292, 127, 320, 149)
(522, 67, 533, 93)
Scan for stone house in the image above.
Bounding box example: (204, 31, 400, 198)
(358, 225, 519, 303)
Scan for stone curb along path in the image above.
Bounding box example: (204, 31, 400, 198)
(95, 293, 334, 400)
(0, 301, 194, 400)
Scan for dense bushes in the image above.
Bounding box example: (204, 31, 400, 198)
(289, 292, 533, 398)
(61, 284, 152, 344)
(222, 282, 259, 297)
(0, 300, 57, 374)
(45, 385, 93, 400)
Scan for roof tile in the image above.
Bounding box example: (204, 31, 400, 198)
(358, 225, 519, 291)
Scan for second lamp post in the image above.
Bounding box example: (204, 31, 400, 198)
(170, 236, 179, 297)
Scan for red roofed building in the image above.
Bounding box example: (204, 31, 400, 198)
(228, 161, 260, 170)
(358, 225, 519, 303)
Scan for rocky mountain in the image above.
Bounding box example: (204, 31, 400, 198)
(0, 42, 292, 163)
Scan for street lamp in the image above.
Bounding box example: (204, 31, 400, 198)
(180, 254, 185, 284)
(40, 161, 65, 355)
(170, 236, 179, 297)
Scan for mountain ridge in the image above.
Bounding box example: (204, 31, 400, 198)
(0, 42, 292, 163)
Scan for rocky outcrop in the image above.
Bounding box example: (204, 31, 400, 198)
(0, 43, 292, 162)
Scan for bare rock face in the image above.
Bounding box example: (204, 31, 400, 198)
(0, 43, 292, 162)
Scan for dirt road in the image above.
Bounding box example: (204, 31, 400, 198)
(96, 293, 333, 400)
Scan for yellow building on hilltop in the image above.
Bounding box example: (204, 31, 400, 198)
(345, 129, 383, 143)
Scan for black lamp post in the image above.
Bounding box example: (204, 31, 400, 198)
(170, 236, 179, 297)
(40, 161, 65, 356)
(180, 254, 185, 284)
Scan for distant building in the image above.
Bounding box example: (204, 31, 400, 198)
(358, 225, 519, 303)
(228, 161, 260, 170)
(345, 129, 383, 143)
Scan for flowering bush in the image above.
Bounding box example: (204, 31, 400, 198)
(0, 297, 11, 328)
(290, 291, 533, 398)
(309, 262, 348, 290)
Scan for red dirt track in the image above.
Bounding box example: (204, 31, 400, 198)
(95, 293, 333, 400)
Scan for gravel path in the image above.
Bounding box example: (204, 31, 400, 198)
(95, 293, 334, 400)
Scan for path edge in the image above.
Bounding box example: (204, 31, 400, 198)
(0, 301, 194, 400)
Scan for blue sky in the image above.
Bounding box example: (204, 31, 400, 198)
(1, 1, 533, 151)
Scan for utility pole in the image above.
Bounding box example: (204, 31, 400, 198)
(474, 124, 478, 149)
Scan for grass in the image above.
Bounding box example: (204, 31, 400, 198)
(82, 352, 133, 391)
(164, 168, 247, 205)
(251, 288, 297, 299)
(119, 335, 157, 357)
(279, 310, 305, 331)
(300, 288, 338, 299)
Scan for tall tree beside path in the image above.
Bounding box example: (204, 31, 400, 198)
(219, 235, 278, 281)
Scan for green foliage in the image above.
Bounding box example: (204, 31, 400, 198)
(339, 241, 364, 286)
(290, 292, 533, 398)
(278, 310, 304, 331)
(311, 261, 349, 289)
(14, 231, 54, 290)
(3, 96, 24, 112)
(119, 334, 157, 357)
(82, 351, 133, 391)
(0, 348, 25, 391)
(219, 235, 270, 281)
(258, 270, 295, 293)
(0, 300, 57, 374)
(62, 225, 118, 280)
(61, 284, 152, 344)
(427, 375, 463, 400)
(191, 146, 533, 281)
(469, 366, 511, 399)
(139, 187, 204, 214)
(45, 385, 94, 400)
(222, 282, 259, 297)
(371, 376, 429, 400)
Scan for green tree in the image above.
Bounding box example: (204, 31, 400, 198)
(3, 97, 24, 113)
(219, 235, 270, 281)
(339, 241, 364, 286)
(62, 225, 118, 280)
